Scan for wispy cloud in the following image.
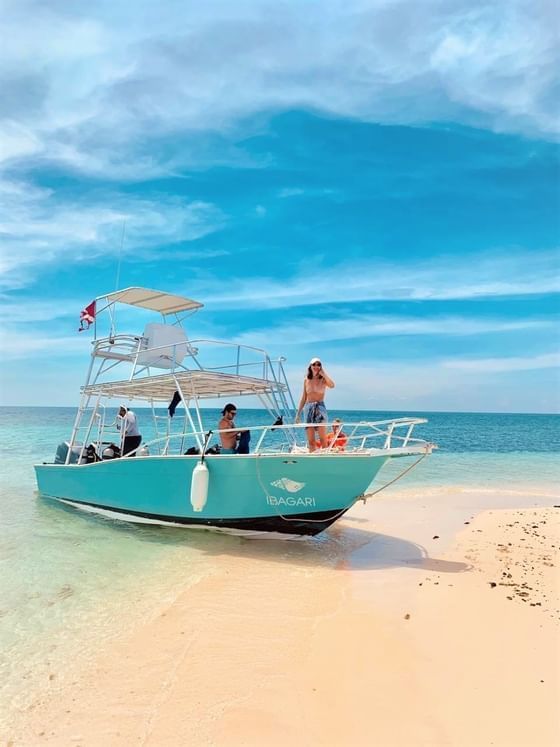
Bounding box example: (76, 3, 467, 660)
(277, 187, 336, 199)
(0, 329, 90, 360)
(234, 314, 555, 347)
(277, 188, 306, 198)
(0, 179, 225, 289)
(443, 352, 560, 372)
(0, 297, 86, 324)
(283, 358, 560, 413)
(193, 249, 560, 310)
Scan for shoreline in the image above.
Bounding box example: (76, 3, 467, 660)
(4, 492, 560, 746)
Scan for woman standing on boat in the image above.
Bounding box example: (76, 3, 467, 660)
(295, 358, 335, 451)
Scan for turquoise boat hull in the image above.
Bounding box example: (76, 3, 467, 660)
(34, 453, 388, 537)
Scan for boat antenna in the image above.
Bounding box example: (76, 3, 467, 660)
(115, 219, 126, 292)
(110, 220, 126, 340)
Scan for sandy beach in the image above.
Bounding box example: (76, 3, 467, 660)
(5, 492, 559, 747)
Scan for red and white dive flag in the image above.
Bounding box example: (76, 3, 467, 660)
(78, 301, 96, 331)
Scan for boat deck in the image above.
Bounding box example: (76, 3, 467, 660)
(84, 369, 288, 400)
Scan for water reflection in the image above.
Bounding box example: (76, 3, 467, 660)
(40, 495, 471, 574)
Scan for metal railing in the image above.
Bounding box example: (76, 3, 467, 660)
(75, 418, 432, 461)
(90, 335, 288, 386)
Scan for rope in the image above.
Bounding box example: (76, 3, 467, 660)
(255, 446, 430, 524)
(360, 449, 429, 500)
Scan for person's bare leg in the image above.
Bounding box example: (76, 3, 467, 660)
(317, 425, 328, 448)
(306, 427, 317, 452)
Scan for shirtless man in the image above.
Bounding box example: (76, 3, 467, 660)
(218, 403, 240, 454)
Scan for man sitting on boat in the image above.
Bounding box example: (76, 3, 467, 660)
(116, 405, 142, 457)
(218, 404, 251, 454)
(218, 404, 238, 453)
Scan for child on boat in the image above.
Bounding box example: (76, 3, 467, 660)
(315, 418, 348, 451)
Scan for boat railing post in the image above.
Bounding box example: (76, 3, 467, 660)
(383, 423, 395, 449)
(76, 399, 97, 463)
(402, 423, 414, 447)
(82, 346, 97, 392)
(129, 334, 146, 381)
(236, 345, 240, 376)
(179, 405, 189, 454)
(163, 408, 171, 455)
(66, 392, 91, 464)
(96, 402, 105, 453)
(175, 376, 203, 451)
(278, 357, 297, 413)
(264, 356, 296, 444)
(254, 425, 271, 454)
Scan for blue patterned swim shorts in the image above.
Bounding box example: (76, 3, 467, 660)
(304, 401, 327, 424)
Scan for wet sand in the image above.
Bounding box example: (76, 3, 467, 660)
(6, 492, 560, 746)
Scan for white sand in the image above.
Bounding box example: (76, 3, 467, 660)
(6, 496, 560, 746)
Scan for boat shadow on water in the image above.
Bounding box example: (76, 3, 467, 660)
(41, 497, 472, 574)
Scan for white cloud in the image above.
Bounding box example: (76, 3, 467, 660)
(443, 351, 560, 372)
(0, 179, 225, 289)
(282, 358, 560, 413)
(429, 3, 560, 135)
(0, 329, 90, 360)
(190, 249, 560, 310)
(0, 297, 85, 324)
(278, 188, 305, 198)
(233, 314, 555, 347)
(0, 0, 557, 181)
(0, 121, 43, 162)
(1, 325, 557, 411)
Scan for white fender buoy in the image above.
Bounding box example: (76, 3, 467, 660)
(190, 461, 209, 512)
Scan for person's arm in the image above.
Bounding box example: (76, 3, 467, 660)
(321, 369, 335, 388)
(295, 383, 306, 423)
(122, 413, 132, 436)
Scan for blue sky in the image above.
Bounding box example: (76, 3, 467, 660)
(0, 0, 559, 412)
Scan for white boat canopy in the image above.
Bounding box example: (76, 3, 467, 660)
(99, 287, 203, 315)
(84, 370, 288, 402)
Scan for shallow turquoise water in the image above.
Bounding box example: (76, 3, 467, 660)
(0, 407, 558, 717)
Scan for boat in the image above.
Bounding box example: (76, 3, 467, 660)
(34, 287, 435, 539)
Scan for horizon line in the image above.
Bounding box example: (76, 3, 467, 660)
(1, 405, 558, 416)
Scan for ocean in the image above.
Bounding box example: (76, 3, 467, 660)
(1, 406, 559, 719)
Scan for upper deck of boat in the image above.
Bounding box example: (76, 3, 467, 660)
(81, 287, 292, 403)
(84, 369, 288, 401)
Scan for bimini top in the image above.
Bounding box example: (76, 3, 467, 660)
(99, 287, 203, 315)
